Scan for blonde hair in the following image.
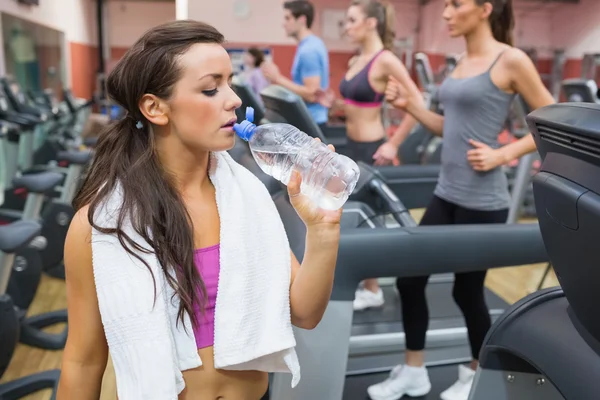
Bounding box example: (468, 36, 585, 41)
(352, 0, 396, 50)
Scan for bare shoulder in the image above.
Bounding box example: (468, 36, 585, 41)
(64, 205, 93, 278)
(501, 47, 533, 69)
(378, 49, 400, 65)
(66, 205, 92, 245)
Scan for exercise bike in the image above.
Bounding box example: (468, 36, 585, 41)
(0, 86, 93, 279)
(0, 218, 61, 399)
(0, 120, 68, 350)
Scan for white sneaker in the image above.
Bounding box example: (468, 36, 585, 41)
(440, 364, 476, 400)
(367, 365, 432, 400)
(353, 288, 385, 311)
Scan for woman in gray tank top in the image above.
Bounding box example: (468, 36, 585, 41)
(367, 1, 556, 400)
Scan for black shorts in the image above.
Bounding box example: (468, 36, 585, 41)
(343, 138, 386, 164)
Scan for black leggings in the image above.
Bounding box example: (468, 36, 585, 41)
(342, 138, 386, 164)
(396, 195, 508, 359)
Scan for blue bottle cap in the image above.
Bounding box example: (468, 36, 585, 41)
(246, 106, 255, 123)
(233, 107, 257, 141)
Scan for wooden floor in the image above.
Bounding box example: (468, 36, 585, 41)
(1, 211, 559, 400)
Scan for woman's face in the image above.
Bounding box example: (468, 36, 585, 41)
(344, 5, 375, 44)
(443, 0, 489, 38)
(161, 43, 242, 153)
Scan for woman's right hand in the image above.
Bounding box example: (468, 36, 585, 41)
(315, 88, 336, 108)
(385, 76, 411, 110)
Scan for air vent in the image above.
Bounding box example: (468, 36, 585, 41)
(538, 123, 600, 159)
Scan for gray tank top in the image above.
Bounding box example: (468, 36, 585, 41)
(435, 52, 516, 211)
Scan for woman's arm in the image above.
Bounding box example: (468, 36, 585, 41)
(284, 166, 340, 330)
(467, 49, 555, 171)
(379, 52, 445, 137)
(499, 48, 555, 162)
(289, 224, 340, 330)
(57, 206, 109, 400)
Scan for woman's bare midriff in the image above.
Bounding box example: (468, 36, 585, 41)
(344, 104, 387, 143)
(115, 346, 268, 400)
(179, 347, 269, 400)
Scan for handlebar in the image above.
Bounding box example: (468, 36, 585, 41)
(367, 178, 417, 227)
(352, 161, 419, 227)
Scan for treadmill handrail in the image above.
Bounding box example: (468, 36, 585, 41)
(332, 223, 547, 300)
(367, 178, 417, 227)
(375, 164, 440, 179)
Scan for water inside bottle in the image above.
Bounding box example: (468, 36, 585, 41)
(252, 147, 354, 210)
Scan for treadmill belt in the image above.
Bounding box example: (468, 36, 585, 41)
(344, 364, 459, 399)
(352, 284, 507, 325)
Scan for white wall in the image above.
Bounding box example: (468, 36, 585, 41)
(186, 0, 293, 45)
(0, 0, 97, 92)
(107, 1, 175, 48)
(0, 0, 96, 44)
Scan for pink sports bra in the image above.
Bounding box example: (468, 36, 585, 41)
(192, 243, 220, 349)
(339, 50, 385, 108)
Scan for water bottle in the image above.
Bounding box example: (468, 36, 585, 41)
(233, 107, 360, 210)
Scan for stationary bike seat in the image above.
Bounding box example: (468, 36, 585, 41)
(13, 172, 64, 194)
(57, 149, 94, 165)
(0, 220, 41, 253)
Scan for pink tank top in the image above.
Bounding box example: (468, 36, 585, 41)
(192, 244, 220, 349)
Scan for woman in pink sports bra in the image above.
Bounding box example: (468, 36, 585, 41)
(57, 20, 342, 400)
(333, 0, 424, 311)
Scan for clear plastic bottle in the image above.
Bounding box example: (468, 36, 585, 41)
(233, 107, 360, 210)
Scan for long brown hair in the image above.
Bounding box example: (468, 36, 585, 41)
(477, 0, 514, 45)
(353, 0, 396, 50)
(74, 20, 225, 328)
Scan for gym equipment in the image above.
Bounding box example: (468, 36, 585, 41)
(255, 87, 548, 397)
(522, 48, 566, 101)
(37, 148, 91, 279)
(505, 95, 538, 223)
(0, 219, 61, 399)
(401, 52, 443, 165)
(469, 101, 600, 400)
(561, 78, 600, 103)
(581, 53, 600, 81)
(0, 127, 69, 350)
(392, 37, 414, 73)
(415, 52, 436, 95)
(268, 162, 548, 399)
(549, 50, 566, 101)
(0, 83, 93, 279)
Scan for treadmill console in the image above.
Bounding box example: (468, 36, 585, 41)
(527, 102, 600, 353)
(260, 85, 328, 142)
(351, 162, 416, 227)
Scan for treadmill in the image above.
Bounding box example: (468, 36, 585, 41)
(253, 85, 548, 397)
(469, 102, 600, 399)
(266, 162, 548, 399)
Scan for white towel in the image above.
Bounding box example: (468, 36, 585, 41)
(91, 151, 300, 400)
